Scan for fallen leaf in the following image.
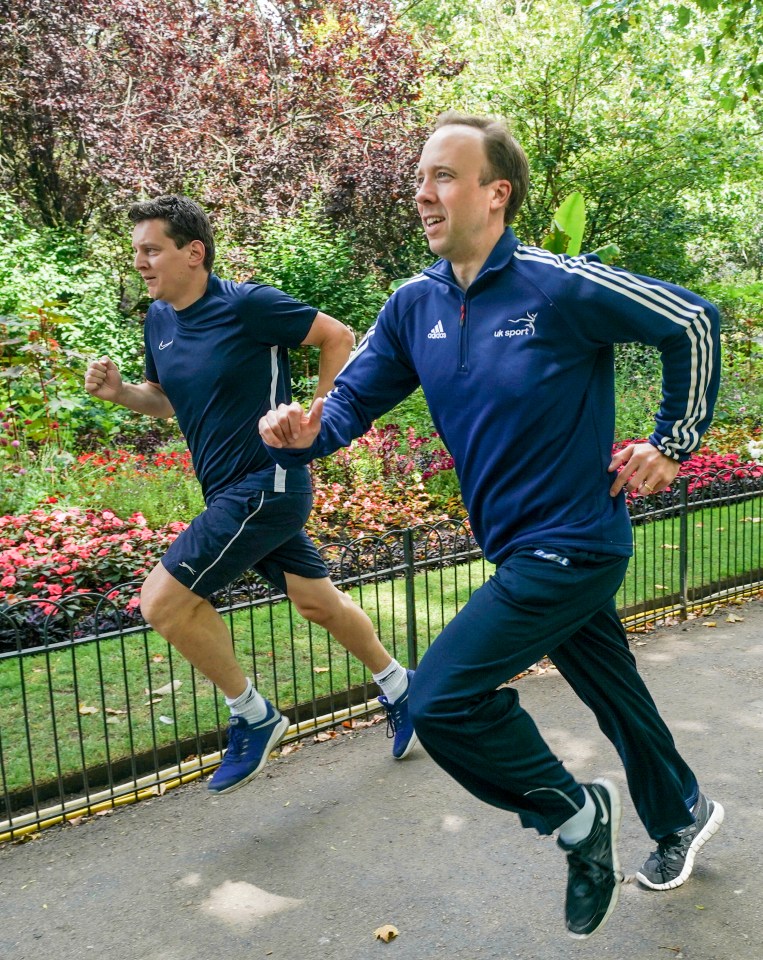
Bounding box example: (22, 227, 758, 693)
(313, 666, 330, 674)
(343, 715, 383, 730)
(151, 654, 165, 662)
(661, 543, 680, 550)
(104, 707, 126, 715)
(150, 680, 182, 696)
(158, 715, 174, 725)
(314, 730, 337, 742)
(78, 703, 98, 715)
(374, 924, 399, 943)
(702, 621, 717, 628)
(143, 698, 163, 706)
(726, 614, 745, 623)
(105, 716, 121, 725)
(280, 742, 303, 756)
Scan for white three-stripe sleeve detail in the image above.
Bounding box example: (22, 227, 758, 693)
(514, 249, 716, 456)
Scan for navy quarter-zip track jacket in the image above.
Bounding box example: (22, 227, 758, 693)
(267, 229, 720, 565)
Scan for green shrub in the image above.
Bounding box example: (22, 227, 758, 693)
(376, 387, 435, 439)
(244, 201, 388, 336)
(0, 194, 145, 446)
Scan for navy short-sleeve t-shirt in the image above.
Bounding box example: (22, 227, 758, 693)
(144, 275, 317, 501)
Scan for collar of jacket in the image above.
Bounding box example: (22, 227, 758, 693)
(421, 227, 521, 295)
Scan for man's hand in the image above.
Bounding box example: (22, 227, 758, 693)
(85, 356, 123, 403)
(608, 442, 681, 497)
(259, 398, 325, 449)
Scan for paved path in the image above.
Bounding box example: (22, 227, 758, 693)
(1, 599, 762, 960)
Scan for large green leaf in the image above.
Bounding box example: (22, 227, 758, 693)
(552, 192, 586, 256)
(541, 192, 586, 256)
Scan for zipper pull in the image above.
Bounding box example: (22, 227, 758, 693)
(460, 303, 466, 326)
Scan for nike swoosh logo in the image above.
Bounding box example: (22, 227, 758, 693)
(158, 340, 174, 350)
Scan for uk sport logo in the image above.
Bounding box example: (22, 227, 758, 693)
(427, 320, 447, 340)
(494, 312, 537, 339)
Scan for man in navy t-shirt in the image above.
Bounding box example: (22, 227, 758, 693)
(85, 194, 416, 795)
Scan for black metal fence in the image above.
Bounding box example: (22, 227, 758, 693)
(1, 471, 761, 840)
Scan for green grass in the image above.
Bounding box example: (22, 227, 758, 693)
(1, 495, 761, 799)
(0, 557, 492, 797)
(619, 495, 763, 614)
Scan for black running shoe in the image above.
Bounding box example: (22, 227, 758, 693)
(637, 793, 724, 890)
(557, 778, 623, 939)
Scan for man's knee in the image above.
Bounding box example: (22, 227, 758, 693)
(288, 579, 344, 626)
(140, 567, 194, 631)
(140, 580, 171, 627)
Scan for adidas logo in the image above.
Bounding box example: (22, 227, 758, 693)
(427, 320, 447, 340)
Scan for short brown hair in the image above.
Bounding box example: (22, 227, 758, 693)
(434, 111, 529, 224)
(128, 194, 215, 271)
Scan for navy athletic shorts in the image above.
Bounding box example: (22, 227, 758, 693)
(161, 483, 329, 597)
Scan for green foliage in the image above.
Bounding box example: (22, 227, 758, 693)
(0, 195, 146, 446)
(613, 343, 663, 441)
(0, 444, 204, 527)
(416, 0, 755, 283)
(376, 387, 435, 438)
(68, 458, 204, 530)
(0, 195, 142, 370)
(246, 204, 388, 337)
(541, 192, 621, 263)
(703, 281, 763, 351)
(0, 305, 80, 448)
(580, 0, 763, 101)
(0, 443, 77, 517)
(712, 348, 763, 430)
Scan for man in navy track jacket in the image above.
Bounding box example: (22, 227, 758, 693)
(259, 112, 724, 939)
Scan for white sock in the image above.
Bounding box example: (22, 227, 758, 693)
(225, 678, 268, 725)
(373, 659, 409, 703)
(558, 788, 596, 845)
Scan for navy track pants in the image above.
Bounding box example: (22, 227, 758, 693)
(408, 546, 698, 838)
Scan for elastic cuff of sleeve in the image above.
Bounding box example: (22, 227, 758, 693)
(648, 437, 686, 463)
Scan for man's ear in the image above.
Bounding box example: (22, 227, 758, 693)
(491, 180, 512, 213)
(188, 239, 207, 267)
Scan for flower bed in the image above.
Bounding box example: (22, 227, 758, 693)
(2, 435, 762, 616)
(0, 509, 186, 613)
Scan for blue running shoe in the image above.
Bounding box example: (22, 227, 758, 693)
(377, 669, 418, 760)
(208, 701, 289, 795)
